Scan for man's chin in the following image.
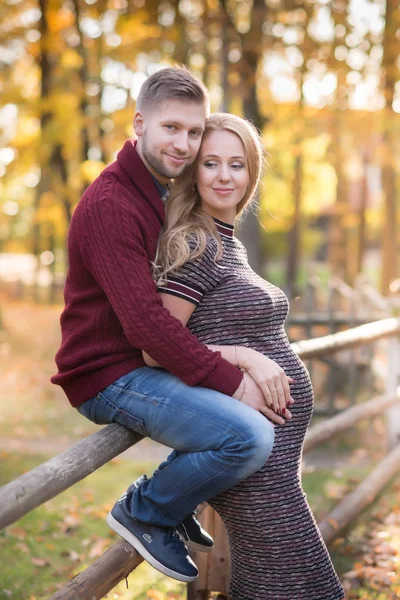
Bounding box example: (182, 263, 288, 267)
(164, 163, 189, 179)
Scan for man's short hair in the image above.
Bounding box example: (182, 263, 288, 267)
(136, 66, 209, 111)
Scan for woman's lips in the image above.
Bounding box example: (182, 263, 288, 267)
(213, 188, 234, 195)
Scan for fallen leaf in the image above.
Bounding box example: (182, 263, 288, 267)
(89, 538, 110, 558)
(31, 557, 49, 567)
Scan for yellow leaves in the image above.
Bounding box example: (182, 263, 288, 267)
(81, 160, 106, 183)
(47, 8, 75, 34)
(61, 50, 84, 70)
(327, 517, 339, 530)
(14, 117, 41, 146)
(8, 526, 27, 540)
(147, 590, 165, 600)
(116, 12, 161, 43)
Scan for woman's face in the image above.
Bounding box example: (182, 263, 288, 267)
(196, 129, 249, 224)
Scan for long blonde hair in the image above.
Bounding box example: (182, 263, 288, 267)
(153, 113, 265, 283)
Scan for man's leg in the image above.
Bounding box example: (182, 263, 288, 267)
(78, 366, 274, 527)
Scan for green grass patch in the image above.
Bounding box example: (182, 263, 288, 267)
(0, 452, 187, 599)
(1, 451, 391, 600)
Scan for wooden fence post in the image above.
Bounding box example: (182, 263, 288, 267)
(187, 507, 230, 600)
(386, 333, 400, 448)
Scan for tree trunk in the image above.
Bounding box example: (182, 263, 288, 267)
(236, 0, 268, 274)
(328, 109, 348, 280)
(356, 149, 369, 276)
(380, 0, 399, 294)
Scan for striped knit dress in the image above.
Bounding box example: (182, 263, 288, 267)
(160, 218, 344, 600)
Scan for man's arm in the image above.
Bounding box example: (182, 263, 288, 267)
(142, 293, 289, 425)
(79, 189, 243, 396)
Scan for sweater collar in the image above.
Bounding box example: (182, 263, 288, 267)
(213, 217, 235, 238)
(117, 140, 165, 225)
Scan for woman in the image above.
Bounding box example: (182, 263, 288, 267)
(145, 113, 344, 600)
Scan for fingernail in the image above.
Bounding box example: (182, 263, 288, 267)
(282, 407, 286, 414)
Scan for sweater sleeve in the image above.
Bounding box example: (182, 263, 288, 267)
(157, 236, 223, 306)
(79, 183, 242, 397)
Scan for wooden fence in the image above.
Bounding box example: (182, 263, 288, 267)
(0, 317, 399, 599)
(286, 275, 394, 415)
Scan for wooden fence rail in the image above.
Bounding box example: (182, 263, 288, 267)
(0, 424, 142, 530)
(1, 317, 400, 599)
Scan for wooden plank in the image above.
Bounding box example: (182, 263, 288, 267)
(291, 317, 400, 359)
(304, 393, 400, 453)
(49, 539, 143, 599)
(0, 423, 141, 530)
(319, 444, 400, 545)
(288, 312, 386, 326)
(207, 511, 230, 595)
(188, 505, 215, 599)
(386, 336, 400, 448)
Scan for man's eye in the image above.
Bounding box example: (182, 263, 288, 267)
(165, 125, 176, 131)
(190, 130, 201, 138)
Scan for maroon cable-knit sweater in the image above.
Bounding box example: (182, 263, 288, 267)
(51, 140, 243, 407)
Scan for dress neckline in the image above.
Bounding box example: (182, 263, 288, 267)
(213, 217, 235, 238)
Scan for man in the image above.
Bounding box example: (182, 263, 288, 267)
(52, 67, 285, 583)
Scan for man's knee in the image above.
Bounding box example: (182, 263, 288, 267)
(223, 412, 274, 475)
(243, 418, 274, 472)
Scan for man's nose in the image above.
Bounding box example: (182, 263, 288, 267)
(172, 132, 189, 154)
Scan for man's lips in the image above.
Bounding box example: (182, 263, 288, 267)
(165, 154, 188, 165)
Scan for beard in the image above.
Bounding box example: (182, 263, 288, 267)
(141, 132, 192, 179)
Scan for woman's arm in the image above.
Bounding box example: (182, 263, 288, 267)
(142, 293, 294, 416)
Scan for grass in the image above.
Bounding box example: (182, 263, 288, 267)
(0, 453, 187, 600)
(0, 451, 379, 600)
(2, 297, 400, 599)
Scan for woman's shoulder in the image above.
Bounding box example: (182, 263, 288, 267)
(186, 231, 220, 256)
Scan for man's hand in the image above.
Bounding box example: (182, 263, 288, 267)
(233, 374, 292, 426)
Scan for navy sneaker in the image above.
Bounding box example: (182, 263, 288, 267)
(178, 510, 214, 553)
(107, 485, 198, 582)
(133, 475, 214, 553)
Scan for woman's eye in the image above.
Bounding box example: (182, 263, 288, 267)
(232, 163, 245, 169)
(204, 161, 218, 168)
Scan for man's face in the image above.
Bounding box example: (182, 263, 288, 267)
(134, 99, 208, 183)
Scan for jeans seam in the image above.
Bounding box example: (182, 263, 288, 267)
(151, 400, 255, 443)
(107, 383, 256, 443)
(97, 392, 149, 436)
(108, 383, 156, 401)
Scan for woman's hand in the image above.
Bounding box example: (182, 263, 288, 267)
(233, 373, 291, 425)
(236, 347, 295, 415)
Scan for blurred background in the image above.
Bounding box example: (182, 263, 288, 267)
(0, 0, 399, 297)
(0, 1, 400, 599)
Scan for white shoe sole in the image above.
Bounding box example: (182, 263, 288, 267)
(186, 539, 214, 553)
(106, 512, 198, 583)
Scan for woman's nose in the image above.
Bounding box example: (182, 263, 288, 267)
(218, 165, 230, 181)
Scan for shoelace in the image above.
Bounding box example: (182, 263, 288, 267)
(164, 527, 186, 553)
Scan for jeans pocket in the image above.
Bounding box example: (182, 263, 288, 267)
(78, 392, 148, 436)
(115, 408, 149, 437)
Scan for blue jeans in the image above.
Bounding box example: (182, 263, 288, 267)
(77, 367, 274, 527)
